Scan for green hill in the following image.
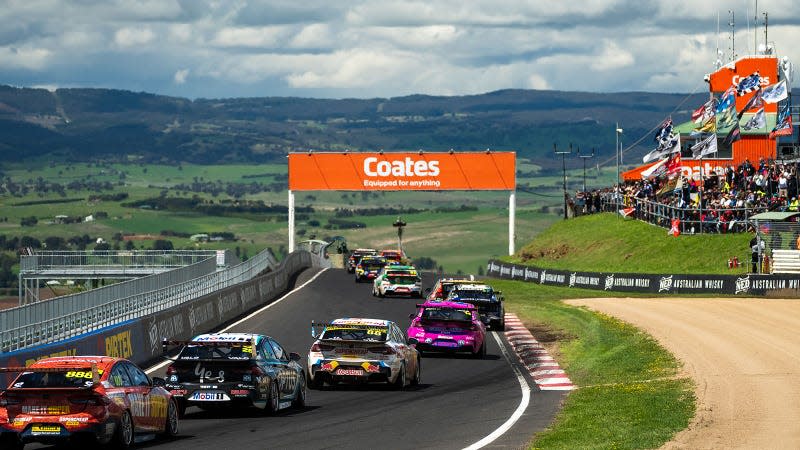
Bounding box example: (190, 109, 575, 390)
(507, 213, 752, 274)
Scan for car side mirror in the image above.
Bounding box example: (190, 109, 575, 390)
(152, 377, 166, 387)
(424, 288, 431, 294)
(407, 338, 419, 345)
(289, 352, 302, 361)
(408, 313, 415, 319)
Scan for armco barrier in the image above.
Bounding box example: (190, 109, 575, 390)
(486, 259, 800, 296)
(0, 250, 319, 385)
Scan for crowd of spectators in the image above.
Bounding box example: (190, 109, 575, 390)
(573, 158, 800, 234)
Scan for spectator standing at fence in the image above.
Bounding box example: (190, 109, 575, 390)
(751, 234, 765, 273)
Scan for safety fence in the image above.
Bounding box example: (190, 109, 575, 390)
(19, 250, 217, 272)
(0, 247, 279, 353)
(0, 250, 324, 384)
(590, 195, 766, 234)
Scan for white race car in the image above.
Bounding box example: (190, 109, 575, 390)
(307, 318, 421, 389)
(372, 266, 422, 297)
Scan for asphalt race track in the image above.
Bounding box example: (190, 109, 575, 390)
(33, 268, 565, 449)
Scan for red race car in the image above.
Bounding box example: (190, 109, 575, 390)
(0, 356, 178, 449)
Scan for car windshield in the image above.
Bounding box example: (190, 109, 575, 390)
(179, 343, 254, 360)
(452, 289, 494, 300)
(13, 369, 99, 388)
(421, 307, 473, 322)
(320, 326, 387, 342)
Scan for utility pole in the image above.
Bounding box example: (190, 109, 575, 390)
(554, 143, 571, 219)
(578, 147, 595, 192)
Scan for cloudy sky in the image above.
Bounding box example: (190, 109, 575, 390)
(1, 0, 798, 99)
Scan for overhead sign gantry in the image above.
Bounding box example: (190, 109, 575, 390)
(287, 151, 517, 254)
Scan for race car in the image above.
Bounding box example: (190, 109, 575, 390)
(0, 356, 178, 449)
(379, 249, 405, 264)
(308, 318, 420, 389)
(346, 248, 377, 273)
(354, 256, 387, 282)
(162, 333, 306, 416)
(427, 277, 477, 300)
(406, 301, 487, 358)
(372, 265, 422, 297)
(447, 283, 505, 330)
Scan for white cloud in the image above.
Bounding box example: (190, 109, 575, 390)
(288, 24, 333, 49)
(174, 69, 189, 84)
(211, 26, 289, 48)
(0, 46, 52, 70)
(114, 27, 156, 47)
(527, 74, 550, 90)
(590, 40, 635, 72)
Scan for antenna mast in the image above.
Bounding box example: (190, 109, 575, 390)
(754, 0, 758, 54)
(763, 12, 768, 51)
(729, 10, 736, 61)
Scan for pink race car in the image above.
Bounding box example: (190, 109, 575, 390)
(406, 301, 486, 358)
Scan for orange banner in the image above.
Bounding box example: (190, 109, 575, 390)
(288, 152, 516, 191)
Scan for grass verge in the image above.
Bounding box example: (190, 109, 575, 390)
(490, 279, 695, 450)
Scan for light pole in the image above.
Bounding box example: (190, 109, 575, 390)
(392, 217, 407, 252)
(578, 147, 595, 192)
(554, 143, 572, 219)
(615, 124, 623, 186)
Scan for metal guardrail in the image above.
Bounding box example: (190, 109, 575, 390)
(20, 250, 217, 272)
(1, 247, 280, 353)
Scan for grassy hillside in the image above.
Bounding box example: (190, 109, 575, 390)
(508, 213, 752, 274)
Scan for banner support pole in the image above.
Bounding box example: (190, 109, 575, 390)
(509, 190, 516, 255)
(288, 189, 295, 253)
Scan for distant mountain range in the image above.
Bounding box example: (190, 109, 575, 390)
(0, 85, 707, 170)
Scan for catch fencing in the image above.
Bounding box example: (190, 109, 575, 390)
(0, 248, 279, 353)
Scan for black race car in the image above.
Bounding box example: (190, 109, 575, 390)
(446, 283, 505, 331)
(162, 333, 306, 417)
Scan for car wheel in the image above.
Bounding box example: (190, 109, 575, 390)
(411, 358, 421, 386)
(394, 363, 407, 390)
(309, 375, 324, 390)
(264, 381, 280, 415)
(378, 289, 384, 298)
(497, 320, 505, 331)
(175, 398, 187, 419)
(473, 342, 486, 359)
(0, 434, 23, 450)
(161, 399, 179, 438)
(114, 410, 135, 449)
(292, 375, 307, 409)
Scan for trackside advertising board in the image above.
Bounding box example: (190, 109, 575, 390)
(288, 152, 516, 191)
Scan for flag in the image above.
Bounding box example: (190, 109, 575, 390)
(643, 131, 680, 163)
(716, 104, 738, 129)
(723, 121, 741, 147)
(691, 133, 718, 158)
(716, 86, 736, 113)
(762, 80, 788, 104)
(619, 207, 635, 217)
(737, 89, 763, 119)
(736, 72, 761, 96)
(653, 118, 673, 143)
(770, 102, 793, 138)
(666, 152, 682, 180)
(691, 117, 716, 136)
(742, 108, 766, 131)
(693, 99, 717, 124)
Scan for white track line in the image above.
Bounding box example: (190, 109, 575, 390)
(462, 331, 531, 450)
(145, 268, 328, 374)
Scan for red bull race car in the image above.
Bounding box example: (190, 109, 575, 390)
(0, 356, 178, 449)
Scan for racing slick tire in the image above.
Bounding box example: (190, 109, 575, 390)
(264, 380, 280, 415)
(175, 398, 187, 419)
(161, 399, 180, 438)
(0, 434, 23, 450)
(113, 410, 135, 449)
(473, 342, 486, 359)
(292, 375, 307, 409)
(393, 363, 407, 390)
(309, 375, 324, 390)
(411, 358, 421, 386)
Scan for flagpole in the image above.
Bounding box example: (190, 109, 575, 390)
(699, 154, 703, 235)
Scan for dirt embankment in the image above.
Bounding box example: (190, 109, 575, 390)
(566, 297, 800, 450)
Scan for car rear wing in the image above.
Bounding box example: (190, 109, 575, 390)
(310, 321, 390, 340)
(162, 337, 257, 354)
(0, 364, 101, 391)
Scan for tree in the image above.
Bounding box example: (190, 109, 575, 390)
(152, 240, 174, 251)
